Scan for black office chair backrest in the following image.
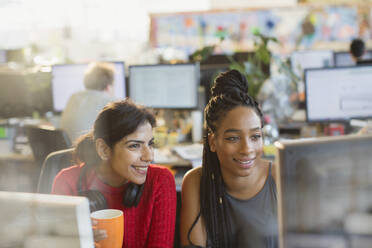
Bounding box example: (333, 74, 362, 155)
(27, 125, 72, 167)
(37, 148, 74, 194)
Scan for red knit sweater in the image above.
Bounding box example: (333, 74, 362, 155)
(52, 164, 176, 248)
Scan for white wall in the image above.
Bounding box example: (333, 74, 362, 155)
(210, 0, 298, 9)
(0, 0, 212, 64)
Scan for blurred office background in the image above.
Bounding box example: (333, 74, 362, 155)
(0, 0, 371, 193)
(1, 1, 372, 248)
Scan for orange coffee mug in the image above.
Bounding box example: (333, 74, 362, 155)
(91, 209, 124, 248)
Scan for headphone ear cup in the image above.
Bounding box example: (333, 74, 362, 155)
(123, 183, 144, 207)
(134, 184, 144, 206)
(80, 190, 108, 213)
(77, 166, 107, 212)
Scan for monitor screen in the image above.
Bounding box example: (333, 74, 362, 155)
(290, 50, 334, 78)
(275, 134, 372, 248)
(334, 51, 372, 67)
(0, 50, 6, 63)
(305, 66, 372, 122)
(0, 191, 94, 248)
(0, 71, 53, 118)
(129, 63, 199, 109)
(51, 62, 126, 112)
(357, 59, 372, 65)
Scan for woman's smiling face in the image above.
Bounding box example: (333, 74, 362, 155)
(208, 106, 264, 179)
(109, 121, 154, 185)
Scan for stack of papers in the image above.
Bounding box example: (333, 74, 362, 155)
(172, 143, 203, 167)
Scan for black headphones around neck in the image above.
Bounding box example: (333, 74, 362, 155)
(77, 165, 144, 212)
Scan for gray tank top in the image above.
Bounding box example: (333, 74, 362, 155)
(225, 162, 278, 248)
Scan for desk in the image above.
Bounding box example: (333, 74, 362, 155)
(0, 139, 38, 192)
(154, 148, 191, 167)
(154, 148, 193, 192)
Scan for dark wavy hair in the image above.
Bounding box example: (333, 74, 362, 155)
(73, 98, 156, 167)
(188, 69, 263, 247)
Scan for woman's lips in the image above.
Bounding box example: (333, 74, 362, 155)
(234, 158, 255, 169)
(131, 165, 148, 175)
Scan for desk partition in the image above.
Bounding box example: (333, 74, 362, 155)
(276, 134, 372, 248)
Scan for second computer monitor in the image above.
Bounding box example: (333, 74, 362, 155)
(305, 65, 372, 123)
(291, 50, 334, 78)
(51, 62, 126, 112)
(334, 50, 372, 67)
(0, 50, 6, 63)
(128, 63, 200, 109)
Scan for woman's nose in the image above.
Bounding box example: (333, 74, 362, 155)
(240, 139, 254, 154)
(141, 146, 153, 162)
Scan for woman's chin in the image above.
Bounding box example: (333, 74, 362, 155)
(129, 175, 146, 185)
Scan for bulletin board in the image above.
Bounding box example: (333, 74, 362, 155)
(150, 5, 362, 55)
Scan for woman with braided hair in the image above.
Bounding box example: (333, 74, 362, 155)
(180, 70, 278, 248)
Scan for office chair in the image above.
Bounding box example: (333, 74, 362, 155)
(37, 148, 74, 194)
(26, 125, 72, 167)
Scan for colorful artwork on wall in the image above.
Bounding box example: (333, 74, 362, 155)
(150, 5, 360, 55)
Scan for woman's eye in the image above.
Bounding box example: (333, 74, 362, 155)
(251, 134, 262, 141)
(225, 137, 239, 142)
(129, 143, 140, 149)
(149, 140, 155, 147)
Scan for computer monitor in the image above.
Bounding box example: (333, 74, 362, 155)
(356, 59, 372, 65)
(275, 134, 372, 248)
(51, 62, 126, 112)
(334, 51, 372, 67)
(0, 50, 6, 63)
(128, 63, 200, 109)
(304, 66, 372, 123)
(0, 70, 53, 118)
(290, 50, 334, 78)
(0, 191, 94, 248)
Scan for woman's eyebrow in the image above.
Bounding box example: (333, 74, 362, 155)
(224, 127, 261, 134)
(125, 137, 154, 144)
(125, 140, 144, 144)
(224, 128, 240, 134)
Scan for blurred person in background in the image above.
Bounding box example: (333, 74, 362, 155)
(60, 62, 116, 142)
(350, 38, 365, 63)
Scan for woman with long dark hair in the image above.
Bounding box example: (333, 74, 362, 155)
(53, 99, 177, 248)
(180, 70, 278, 248)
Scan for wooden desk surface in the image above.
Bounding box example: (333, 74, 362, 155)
(0, 139, 34, 162)
(0, 139, 38, 192)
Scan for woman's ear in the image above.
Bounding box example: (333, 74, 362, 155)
(208, 133, 216, 152)
(96, 138, 111, 161)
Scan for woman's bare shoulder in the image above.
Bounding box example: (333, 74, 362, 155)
(182, 167, 202, 192)
(184, 167, 202, 181)
(180, 166, 206, 246)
